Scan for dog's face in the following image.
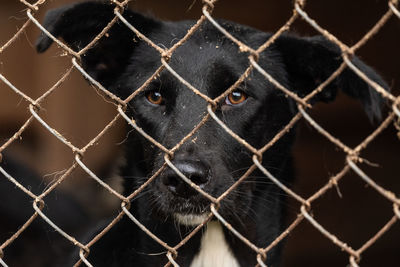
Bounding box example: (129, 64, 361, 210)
(37, 1, 387, 228)
(117, 32, 296, 224)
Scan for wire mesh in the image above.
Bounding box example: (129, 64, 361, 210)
(0, 0, 399, 266)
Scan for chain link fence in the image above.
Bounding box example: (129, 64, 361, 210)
(1, 0, 400, 266)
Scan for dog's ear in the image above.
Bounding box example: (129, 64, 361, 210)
(36, 1, 160, 87)
(274, 35, 388, 122)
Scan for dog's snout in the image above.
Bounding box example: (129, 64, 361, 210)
(161, 161, 209, 198)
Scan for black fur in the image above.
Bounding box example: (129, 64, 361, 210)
(0, 153, 89, 266)
(36, 1, 388, 266)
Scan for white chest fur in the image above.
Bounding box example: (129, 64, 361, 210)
(190, 221, 240, 267)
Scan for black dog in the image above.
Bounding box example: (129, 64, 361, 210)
(36, 1, 388, 266)
(0, 153, 89, 266)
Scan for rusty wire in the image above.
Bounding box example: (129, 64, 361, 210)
(0, 0, 399, 266)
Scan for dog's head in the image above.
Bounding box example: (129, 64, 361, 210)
(37, 1, 388, 227)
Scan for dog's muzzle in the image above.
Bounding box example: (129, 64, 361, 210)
(161, 160, 210, 198)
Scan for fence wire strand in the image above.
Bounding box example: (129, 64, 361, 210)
(0, 0, 399, 266)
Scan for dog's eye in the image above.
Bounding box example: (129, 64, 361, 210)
(146, 91, 164, 105)
(225, 90, 248, 105)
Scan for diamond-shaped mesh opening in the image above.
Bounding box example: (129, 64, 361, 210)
(293, 0, 390, 41)
(282, 219, 352, 267)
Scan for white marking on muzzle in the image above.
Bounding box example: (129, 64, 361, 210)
(174, 213, 209, 226)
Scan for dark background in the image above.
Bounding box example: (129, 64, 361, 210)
(0, 0, 399, 266)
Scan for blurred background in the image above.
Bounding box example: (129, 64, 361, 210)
(0, 0, 399, 266)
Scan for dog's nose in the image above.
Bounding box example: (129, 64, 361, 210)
(161, 161, 209, 198)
